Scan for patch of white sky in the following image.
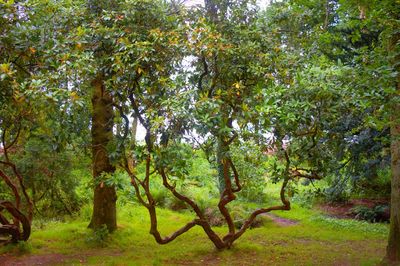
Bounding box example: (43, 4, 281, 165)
(184, 0, 270, 9)
(134, 0, 271, 142)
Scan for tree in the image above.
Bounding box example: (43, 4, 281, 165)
(18, 0, 92, 218)
(322, 0, 399, 262)
(113, 0, 397, 250)
(71, 0, 120, 232)
(0, 0, 37, 243)
(106, 0, 330, 250)
(259, 0, 394, 206)
(297, 0, 400, 262)
(1, 0, 107, 236)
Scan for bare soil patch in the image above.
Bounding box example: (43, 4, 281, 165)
(262, 213, 299, 227)
(0, 250, 122, 266)
(0, 253, 77, 266)
(318, 199, 389, 220)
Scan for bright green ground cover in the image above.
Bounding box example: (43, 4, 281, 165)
(0, 202, 388, 266)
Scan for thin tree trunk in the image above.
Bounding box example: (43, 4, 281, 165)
(324, 0, 329, 29)
(88, 75, 117, 232)
(127, 115, 138, 172)
(131, 115, 138, 147)
(216, 136, 228, 194)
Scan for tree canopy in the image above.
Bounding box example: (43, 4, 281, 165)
(0, 0, 399, 263)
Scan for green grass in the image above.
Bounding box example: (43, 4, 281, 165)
(0, 201, 388, 266)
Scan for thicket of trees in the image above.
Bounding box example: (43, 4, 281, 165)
(0, 0, 399, 263)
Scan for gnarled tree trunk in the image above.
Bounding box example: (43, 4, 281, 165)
(0, 128, 33, 244)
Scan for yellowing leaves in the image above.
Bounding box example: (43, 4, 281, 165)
(76, 26, 85, 37)
(0, 63, 13, 77)
(242, 103, 249, 112)
(0, 63, 11, 73)
(168, 37, 179, 46)
(70, 91, 79, 101)
(233, 81, 244, 91)
(137, 67, 144, 75)
(0, 0, 14, 6)
(29, 47, 36, 54)
(155, 64, 164, 72)
(118, 37, 130, 46)
(75, 43, 83, 50)
(149, 28, 162, 37)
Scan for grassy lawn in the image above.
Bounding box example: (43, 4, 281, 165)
(0, 202, 388, 265)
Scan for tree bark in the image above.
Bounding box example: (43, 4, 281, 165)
(386, 121, 400, 263)
(88, 75, 117, 232)
(216, 136, 229, 194)
(385, 32, 400, 264)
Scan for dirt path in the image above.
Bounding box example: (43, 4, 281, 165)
(0, 253, 78, 266)
(262, 213, 299, 226)
(0, 251, 122, 266)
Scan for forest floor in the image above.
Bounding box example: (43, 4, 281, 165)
(0, 203, 389, 266)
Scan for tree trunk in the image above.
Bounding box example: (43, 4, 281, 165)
(127, 115, 138, 173)
(216, 105, 232, 195)
(88, 75, 117, 232)
(216, 136, 228, 194)
(131, 115, 138, 146)
(386, 120, 400, 263)
(385, 33, 400, 264)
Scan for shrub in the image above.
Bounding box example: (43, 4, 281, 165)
(350, 204, 390, 223)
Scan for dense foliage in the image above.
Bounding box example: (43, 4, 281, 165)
(0, 0, 398, 261)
